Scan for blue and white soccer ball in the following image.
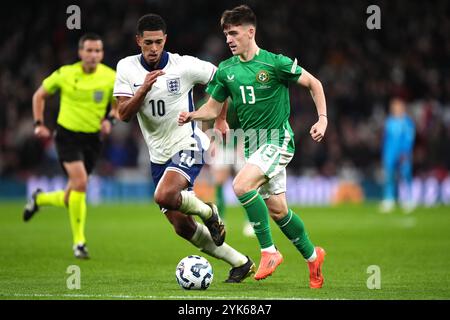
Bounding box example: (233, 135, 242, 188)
(175, 255, 213, 290)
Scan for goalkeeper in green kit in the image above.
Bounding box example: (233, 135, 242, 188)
(178, 5, 327, 288)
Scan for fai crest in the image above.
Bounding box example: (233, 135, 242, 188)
(93, 90, 104, 103)
(256, 70, 270, 84)
(167, 78, 181, 94)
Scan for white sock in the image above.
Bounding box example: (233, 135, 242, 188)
(307, 248, 317, 262)
(179, 190, 212, 220)
(189, 222, 247, 267)
(261, 245, 277, 253)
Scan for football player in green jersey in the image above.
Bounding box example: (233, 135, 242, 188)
(179, 5, 327, 287)
(23, 33, 117, 259)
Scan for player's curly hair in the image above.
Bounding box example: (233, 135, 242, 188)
(137, 14, 167, 35)
(220, 5, 257, 30)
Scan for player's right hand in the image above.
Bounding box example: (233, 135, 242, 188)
(34, 125, 51, 139)
(178, 111, 193, 126)
(214, 119, 229, 136)
(142, 70, 165, 92)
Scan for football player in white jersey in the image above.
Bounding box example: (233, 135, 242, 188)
(114, 14, 255, 283)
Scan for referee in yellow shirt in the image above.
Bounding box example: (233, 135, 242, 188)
(23, 33, 117, 259)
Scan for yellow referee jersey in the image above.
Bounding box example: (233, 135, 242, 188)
(43, 62, 116, 133)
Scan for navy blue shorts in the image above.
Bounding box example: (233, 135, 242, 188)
(151, 149, 205, 191)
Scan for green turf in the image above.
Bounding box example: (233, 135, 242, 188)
(0, 202, 449, 300)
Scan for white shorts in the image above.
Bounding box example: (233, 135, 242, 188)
(258, 168, 287, 199)
(246, 144, 293, 199)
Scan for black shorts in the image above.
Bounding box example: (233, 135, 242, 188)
(55, 125, 102, 175)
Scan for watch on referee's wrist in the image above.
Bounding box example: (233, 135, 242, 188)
(33, 120, 43, 127)
(105, 115, 117, 126)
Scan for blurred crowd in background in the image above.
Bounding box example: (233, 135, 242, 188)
(1, 0, 449, 184)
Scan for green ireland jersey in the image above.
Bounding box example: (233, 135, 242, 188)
(42, 62, 116, 133)
(206, 49, 301, 157)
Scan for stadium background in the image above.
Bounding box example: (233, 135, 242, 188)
(1, 0, 450, 206)
(0, 0, 449, 301)
(1, 0, 449, 206)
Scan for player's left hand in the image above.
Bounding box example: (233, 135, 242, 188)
(101, 119, 112, 136)
(310, 117, 327, 142)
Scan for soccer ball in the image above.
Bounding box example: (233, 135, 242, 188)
(175, 255, 213, 290)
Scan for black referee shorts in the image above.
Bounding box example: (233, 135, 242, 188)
(55, 124, 102, 175)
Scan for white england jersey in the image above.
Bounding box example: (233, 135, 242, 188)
(113, 52, 215, 164)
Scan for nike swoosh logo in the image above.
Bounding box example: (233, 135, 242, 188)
(133, 83, 142, 87)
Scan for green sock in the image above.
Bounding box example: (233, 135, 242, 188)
(36, 190, 66, 207)
(276, 209, 315, 259)
(216, 185, 226, 219)
(68, 191, 87, 245)
(238, 190, 273, 249)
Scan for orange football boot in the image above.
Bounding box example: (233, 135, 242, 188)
(308, 247, 326, 288)
(254, 250, 283, 280)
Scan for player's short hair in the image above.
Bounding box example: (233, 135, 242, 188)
(78, 33, 102, 49)
(137, 14, 167, 35)
(220, 5, 257, 30)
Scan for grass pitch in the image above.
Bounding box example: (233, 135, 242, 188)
(0, 202, 449, 300)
